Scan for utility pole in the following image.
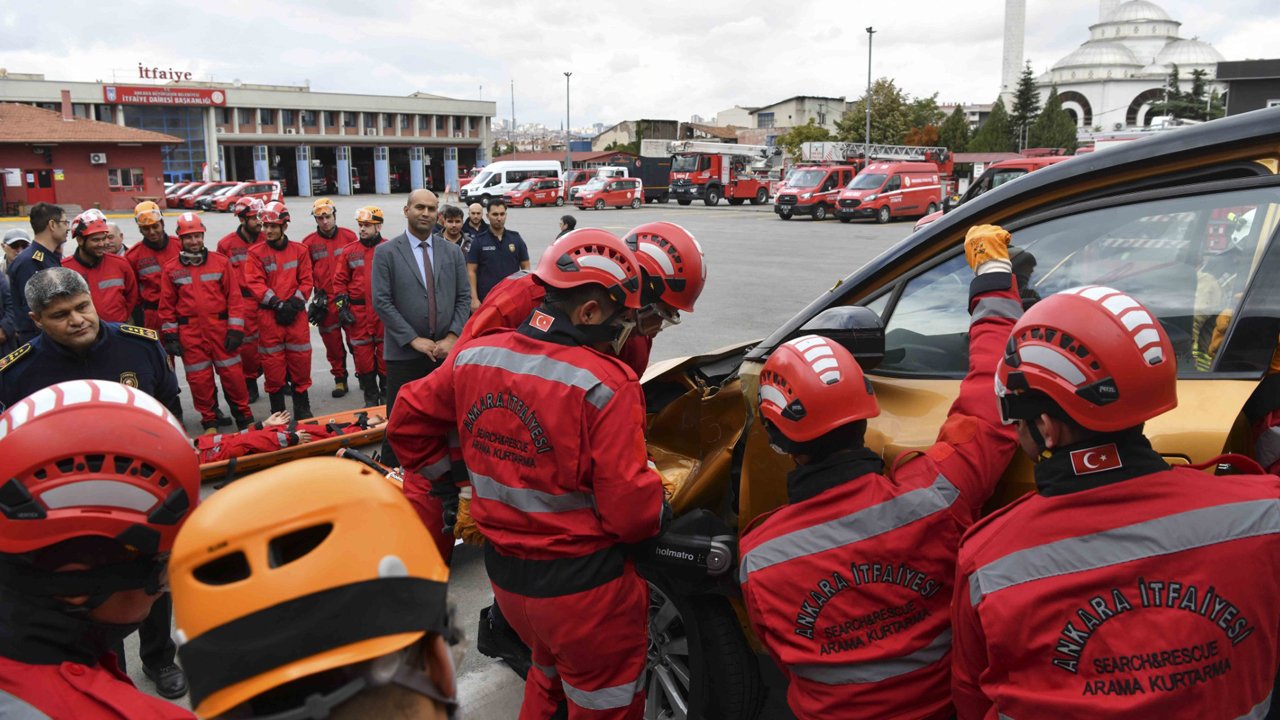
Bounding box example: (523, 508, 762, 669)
(865, 27, 876, 148)
(564, 72, 573, 175)
(509, 79, 515, 154)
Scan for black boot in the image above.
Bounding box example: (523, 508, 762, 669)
(292, 389, 313, 422)
(377, 373, 388, 406)
(245, 377, 260, 403)
(331, 374, 349, 399)
(214, 405, 233, 428)
(200, 420, 219, 436)
(358, 373, 379, 407)
(268, 391, 287, 414)
(234, 413, 254, 431)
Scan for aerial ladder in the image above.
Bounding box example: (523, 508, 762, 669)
(665, 141, 781, 205)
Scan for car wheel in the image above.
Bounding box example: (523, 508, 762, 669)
(522, 198, 533, 208)
(556, 197, 564, 206)
(677, 199, 692, 206)
(813, 204, 828, 221)
(925, 202, 938, 215)
(660, 193, 671, 204)
(481, 197, 491, 207)
(645, 577, 763, 720)
(632, 198, 642, 209)
(778, 210, 793, 220)
(595, 200, 606, 210)
(839, 217, 852, 223)
(704, 189, 720, 206)
(877, 206, 891, 224)
(752, 188, 768, 205)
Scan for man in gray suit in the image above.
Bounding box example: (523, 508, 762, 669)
(372, 189, 471, 465)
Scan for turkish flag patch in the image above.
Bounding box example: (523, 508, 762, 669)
(1069, 443, 1122, 476)
(530, 310, 555, 332)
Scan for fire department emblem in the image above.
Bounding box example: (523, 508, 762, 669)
(508, 243, 516, 253)
(210, 90, 225, 104)
(530, 310, 554, 332)
(119, 371, 139, 388)
(105, 86, 117, 102)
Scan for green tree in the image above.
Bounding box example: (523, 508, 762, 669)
(968, 98, 1015, 152)
(938, 105, 971, 152)
(1010, 61, 1042, 150)
(774, 119, 831, 161)
(491, 141, 516, 157)
(1148, 64, 1202, 122)
(1027, 87, 1078, 152)
(835, 78, 914, 145)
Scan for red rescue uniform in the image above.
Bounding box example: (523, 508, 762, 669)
(333, 235, 385, 377)
(159, 252, 252, 425)
(388, 308, 665, 719)
(194, 423, 336, 463)
(61, 252, 138, 323)
(217, 227, 264, 381)
(303, 227, 357, 379)
(952, 439, 1280, 719)
(244, 239, 314, 395)
(738, 273, 1022, 720)
(0, 653, 194, 719)
(125, 236, 180, 332)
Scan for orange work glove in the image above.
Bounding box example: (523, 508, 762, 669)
(454, 488, 485, 546)
(964, 224, 1013, 274)
(650, 459, 679, 501)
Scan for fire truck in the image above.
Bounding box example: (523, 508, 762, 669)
(667, 141, 779, 206)
(775, 142, 953, 222)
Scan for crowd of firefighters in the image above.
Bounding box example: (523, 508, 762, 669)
(0, 189, 1278, 720)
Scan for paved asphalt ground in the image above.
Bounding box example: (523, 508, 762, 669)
(0, 194, 911, 717)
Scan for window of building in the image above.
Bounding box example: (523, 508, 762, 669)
(301, 110, 317, 126)
(344, 112, 357, 128)
(96, 105, 115, 122)
(324, 111, 337, 127)
(259, 108, 274, 125)
(400, 114, 411, 129)
(107, 167, 145, 190)
(757, 112, 775, 129)
(436, 115, 447, 131)
(239, 108, 254, 125)
(419, 115, 431, 130)
(282, 109, 296, 126)
(216, 108, 231, 125)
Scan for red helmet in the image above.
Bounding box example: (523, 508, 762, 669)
(70, 209, 110, 240)
(175, 212, 206, 237)
(995, 285, 1177, 432)
(0, 380, 199, 556)
(623, 222, 706, 312)
(759, 335, 879, 442)
(233, 197, 264, 219)
(259, 206, 286, 226)
(264, 200, 290, 223)
(533, 228, 642, 309)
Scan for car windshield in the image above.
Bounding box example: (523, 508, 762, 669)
(469, 172, 491, 187)
(210, 185, 236, 196)
(582, 178, 606, 191)
(516, 179, 536, 190)
(847, 173, 886, 190)
(671, 154, 699, 173)
(989, 168, 1029, 190)
(787, 170, 827, 188)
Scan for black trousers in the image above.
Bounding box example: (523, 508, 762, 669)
(114, 592, 176, 671)
(380, 354, 443, 467)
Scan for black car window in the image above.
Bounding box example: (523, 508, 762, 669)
(885, 176, 902, 192)
(874, 185, 1280, 378)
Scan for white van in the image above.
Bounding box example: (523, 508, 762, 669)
(459, 161, 562, 205)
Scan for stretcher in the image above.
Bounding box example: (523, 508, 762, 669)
(198, 405, 387, 483)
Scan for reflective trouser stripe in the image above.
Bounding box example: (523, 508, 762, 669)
(740, 473, 959, 584)
(186, 360, 213, 372)
(98, 278, 125, 289)
(260, 344, 284, 354)
(970, 499, 1280, 606)
(214, 356, 242, 368)
(285, 343, 311, 352)
(420, 456, 452, 481)
(562, 672, 644, 711)
(971, 297, 1022, 324)
(791, 629, 951, 684)
(351, 337, 374, 346)
(320, 323, 339, 333)
(228, 317, 245, 327)
(470, 472, 594, 513)
(455, 345, 613, 409)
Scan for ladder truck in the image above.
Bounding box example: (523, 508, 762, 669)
(798, 142, 955, 190)
(667, 141, 780, 206)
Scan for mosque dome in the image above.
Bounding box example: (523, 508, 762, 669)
(1153, 38, 1227, 67)
(1105, 0, 1172, 23)
(1053, 41, 1143, 70)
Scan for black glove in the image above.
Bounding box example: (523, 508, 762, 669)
(224, 329, 244, 352)
(307, 289, 328, 326)
(334, 294, 357, 327)
(162, 334, 183, 358)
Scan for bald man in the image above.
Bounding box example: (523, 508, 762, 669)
(462, 202, 488, 246)
(371, 189, 471, 465)
(105, 222, 128, 256)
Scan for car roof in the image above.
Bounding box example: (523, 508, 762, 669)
(989, 156, 1071, 170)
(747, 106, 1280, 361)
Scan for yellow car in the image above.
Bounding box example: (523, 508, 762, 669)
(638, 107, 1280, 720)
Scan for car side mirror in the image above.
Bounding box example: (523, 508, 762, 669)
(794, 306, 885, 371)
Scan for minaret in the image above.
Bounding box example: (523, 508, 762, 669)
(999, 0, 1025, 107)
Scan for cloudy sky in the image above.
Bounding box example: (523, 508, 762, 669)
(2, 0, 1276, 129)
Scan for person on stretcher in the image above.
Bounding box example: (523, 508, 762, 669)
(195, 410, 386, 463)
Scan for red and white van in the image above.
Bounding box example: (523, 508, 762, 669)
(913, 156, 1071, 231)
(835, 162, 941, 223)
(212, 181, 284, 212)
(773, 165, 858, 221)
(575, 177, 643, 210)
(505, 177, 565, 207)
(563, 169, 595, 202)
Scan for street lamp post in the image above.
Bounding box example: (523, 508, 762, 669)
(865, 27, 876, 149)
(564, 72, 573, 175)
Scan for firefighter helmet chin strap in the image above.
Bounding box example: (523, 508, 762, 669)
(573, 304, 636, 355)
(179, 247, 208, 266)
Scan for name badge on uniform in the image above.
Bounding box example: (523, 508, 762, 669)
(508, 243, 515, 253)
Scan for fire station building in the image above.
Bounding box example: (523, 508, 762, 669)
(0, 71, 496, 198)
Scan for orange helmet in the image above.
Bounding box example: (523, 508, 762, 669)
(134, 200, 163, 227)
(354, 205, 384, 225)
(995, 286, 1177, 432)
(759, 335, 879, 443)
(533, 228, 642, 309)
(70, 209, 110, 240)
(170, 457, 451, 717)
(311, 197, 337, 217)
(0, 380, 197, 556)
(175, 212, 206, 237)
(623, 221, 706, 312)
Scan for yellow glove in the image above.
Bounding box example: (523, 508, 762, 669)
(964, 224, 1013, 273)
(454, 492, 486, 546)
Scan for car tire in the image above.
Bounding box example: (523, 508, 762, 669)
(660, 193, 671, 204)
(481, 197, 491, 208)
(813, 204, 828, 221)
(645, 576, 764, 720)
(631, 198, 642, 209)
(677, 199, 692, 206)
(778, 210, 793, 220)
(595, 200, 606, 210)
(839, 217, 852, 223)
(704, 189, 720, 206)
(522, 198, 533, 208)
(728, 197, 745, 206)
(925, 202, 938, 215)
(877, 206, 891, 224)
(556, 197, 564, 206)
(752, 188, 768, 205)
